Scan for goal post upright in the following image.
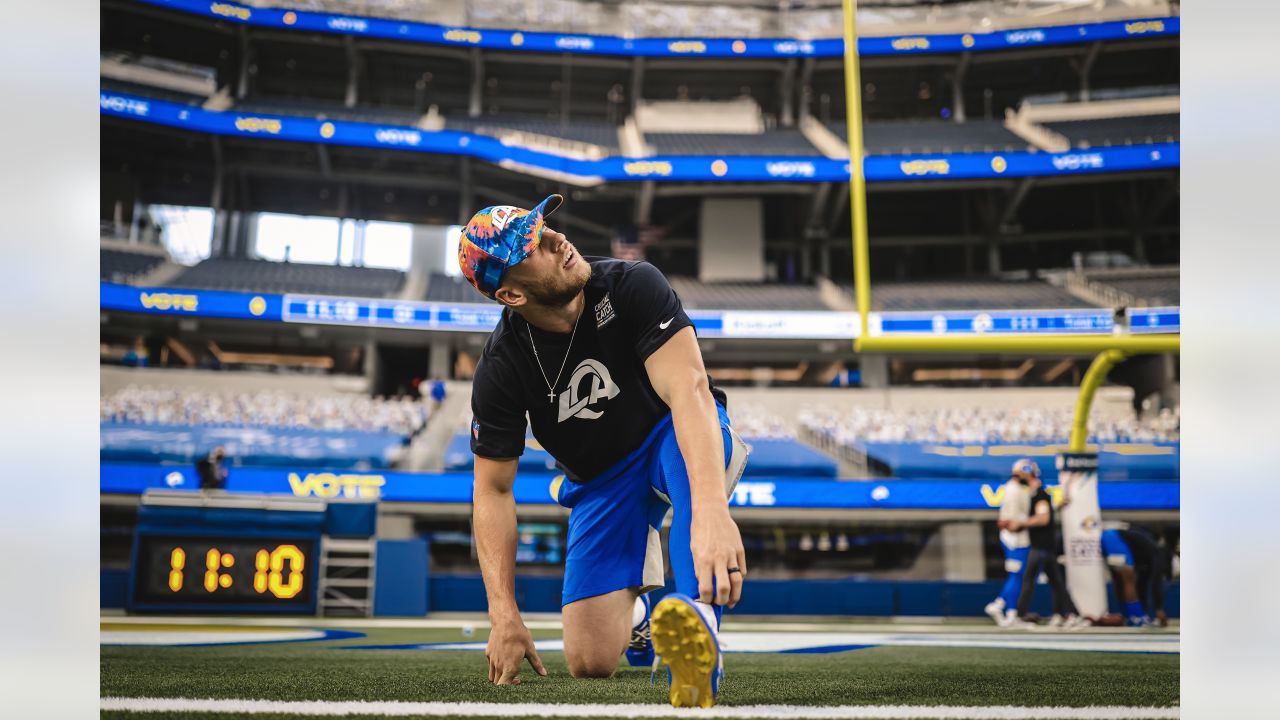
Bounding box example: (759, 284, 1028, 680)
(841, 0, 871, 341)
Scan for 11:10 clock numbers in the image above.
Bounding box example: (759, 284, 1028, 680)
(166, 544, 305, 599)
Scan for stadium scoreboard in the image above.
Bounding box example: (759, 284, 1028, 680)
(127, 491, 334, 613)
(131, 535, 317, 610)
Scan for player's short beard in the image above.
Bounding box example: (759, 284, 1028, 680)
(525, 260, 591, 308)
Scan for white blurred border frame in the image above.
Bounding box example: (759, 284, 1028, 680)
(1181, 1, 1280, 717)
(0, 0, 101, 716)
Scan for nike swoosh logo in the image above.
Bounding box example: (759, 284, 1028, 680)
(659, 317, 674, 330)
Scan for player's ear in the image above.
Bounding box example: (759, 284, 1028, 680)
(494, 284, 526, 308)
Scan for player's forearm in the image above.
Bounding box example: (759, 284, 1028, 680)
(473, 487, 521, 619)
(666, 373, 728, 510)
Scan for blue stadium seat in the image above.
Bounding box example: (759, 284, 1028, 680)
(101, 247, 164, 284)
(449, 115, 621, 150)
(1045, 114, 1179, 148)
(172, 258, 405, 297)
(645, 130, 819, 156)
(827, 120, 1028, 155)
(855, 279, 1097, 311)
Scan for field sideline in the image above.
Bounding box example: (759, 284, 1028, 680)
(100, 616, 1180, 720)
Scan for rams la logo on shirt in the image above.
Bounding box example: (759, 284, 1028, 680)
(557, 359, 620, 422)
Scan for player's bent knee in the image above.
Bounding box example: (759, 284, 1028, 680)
(566, 653, 618, 679)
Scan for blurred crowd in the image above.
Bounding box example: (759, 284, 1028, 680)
(799, 406, 1180, 446)
(101, 386, 430, 436)
(727, 405, 798, 439)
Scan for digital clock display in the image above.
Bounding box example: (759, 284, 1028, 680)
(132, 536, 317, 608)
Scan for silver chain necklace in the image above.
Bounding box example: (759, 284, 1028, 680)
(526, 304, 583, 404)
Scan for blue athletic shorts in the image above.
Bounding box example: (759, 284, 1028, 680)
(1100, 529, 1134, 568)
(1002, 542, 1030, 573)
(552, 402, 750, 606)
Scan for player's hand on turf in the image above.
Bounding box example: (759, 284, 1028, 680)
(691, 507, 747, 608)
(486, 617, 546, 685)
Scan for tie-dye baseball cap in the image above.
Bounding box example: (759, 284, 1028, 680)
(458, 194, 563, 300)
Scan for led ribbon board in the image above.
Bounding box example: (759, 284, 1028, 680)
(100, 92, 1181, 183)
(102, 463, 1179, 511)
(136, 0, 1178, 58)
(102, 281, 1187, 338)
(101, 282, 1180, 339)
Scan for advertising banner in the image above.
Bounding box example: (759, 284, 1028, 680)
(1057, 452, 1109, 618)
(100, 462, 1179, 511)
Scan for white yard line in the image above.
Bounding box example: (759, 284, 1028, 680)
(100, 615, 1176, 636)
(100, 697, 1179, 719)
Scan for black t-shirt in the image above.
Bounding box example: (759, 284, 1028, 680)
(195, 457, 225, 490)
(1027, 487, 1055, 550)
(1118, 528, 1164, 572)
(469, 256, 726, 483)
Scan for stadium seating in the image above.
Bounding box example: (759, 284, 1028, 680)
(851, 279, 1095, 311)
(100, 52, 216, 103)
(227, 0, 1172, 39)
(101, 247, 164, 284)
(448, 115, 621, 151)
(235, 98, 426, 126)
(1044, 114, 1180, 148)
(798, 405, 1180, 480)
(100, 385, 428, 468)
(100, 77, 207, 106)
(100, 423, 407, 469)
(645, 130, 820, 156)
(1100, 276, 1179, 306)
(424, 273, 483, 303)
(668, 278, 830, 310)
(1079, 267, 1180, 306)
(172, 258, 405, 297)
(101, 386, 428, 436)
(798, 406, 1180, 446)
(442, 431, 838, 478)
(827, 120, 1029, 155)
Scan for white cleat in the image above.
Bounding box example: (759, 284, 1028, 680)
(1003, 610, 1035, 629)
(985, 600, 1008, 626)
(1063, 614, 1090, 630)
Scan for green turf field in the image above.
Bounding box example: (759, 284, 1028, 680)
(100, 620, 1179, 719)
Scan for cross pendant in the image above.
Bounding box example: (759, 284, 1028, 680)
(547, 390, 556, 404)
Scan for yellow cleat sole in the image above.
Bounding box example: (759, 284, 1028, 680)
(651, 597, 718, 708)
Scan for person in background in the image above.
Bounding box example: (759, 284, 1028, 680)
(1002, 461, 1086, 629)
(195, 446, 228, 492)
(122, 336, 149, 368)
(985, 459, 1033, 627)
(430, 377, 447, 411)
(1101, 525, 1172, 627)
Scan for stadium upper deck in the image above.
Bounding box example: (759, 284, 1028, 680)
(100, 0, 1179, 296)
(132, 0, 1178, 46)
